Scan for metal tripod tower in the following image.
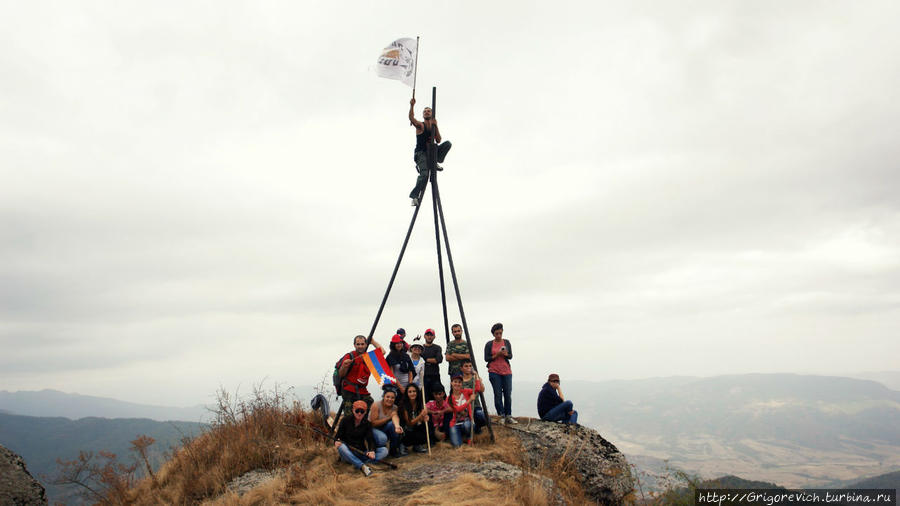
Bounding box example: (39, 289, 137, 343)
(336, 87, 495, 442)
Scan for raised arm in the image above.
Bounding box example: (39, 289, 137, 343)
(409, 98, 422, 128)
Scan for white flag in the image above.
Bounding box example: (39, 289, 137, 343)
(375, 37, 417, 87)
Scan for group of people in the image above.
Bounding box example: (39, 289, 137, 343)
(333, 322, 577, 476)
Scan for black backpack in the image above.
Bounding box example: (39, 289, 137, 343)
(332, 352, 357, 396)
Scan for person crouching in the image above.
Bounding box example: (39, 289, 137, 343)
(426, 384, 453, 441)
(334, 400, 387, 476)
(447, 374, 476, 448)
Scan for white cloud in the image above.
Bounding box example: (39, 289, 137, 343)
(1, 1, 899, 405)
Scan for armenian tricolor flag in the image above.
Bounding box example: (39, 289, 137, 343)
(362, 348, 397, 387)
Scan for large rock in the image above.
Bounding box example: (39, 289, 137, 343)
(393, 459, 562, 502)
(0, 444, 47, 505)
(506, 420, 634, 504)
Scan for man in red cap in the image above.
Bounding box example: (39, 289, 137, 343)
(537, 373, 578, 425)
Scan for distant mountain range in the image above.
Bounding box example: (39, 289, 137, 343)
(2, 374, 897, 501)
(652, 471, 898, 504)
(522, 374, 900, 490)
(0, 412, 205, 503)
(0, 389, 210, 422)
(848, 371, 900, 391)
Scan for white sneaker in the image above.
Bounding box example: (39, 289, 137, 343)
(495, 417, 505, 425)
(361, 464, 373, 477)
(505, 416, 518, 424)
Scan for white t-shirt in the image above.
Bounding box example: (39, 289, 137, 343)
(410, 355, 425, 390)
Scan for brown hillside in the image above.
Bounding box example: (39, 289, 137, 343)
(98, 389, 632, 505)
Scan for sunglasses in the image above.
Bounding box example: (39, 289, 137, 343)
(354, 409, 366, 414)
(549, 380, 560, 383)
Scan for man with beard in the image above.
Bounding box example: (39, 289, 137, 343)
(408, 97, 451, 206)
(419, 328, 443, 401)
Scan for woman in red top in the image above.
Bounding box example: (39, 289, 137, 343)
(483, 322, 516, 424)
(447, 375, 475, 447)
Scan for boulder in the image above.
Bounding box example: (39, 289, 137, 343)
(0, 444, 47, 505)
(505, 420, 634, 504)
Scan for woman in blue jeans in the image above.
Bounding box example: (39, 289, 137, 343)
(369, 386, 407, 457)
(484, 322, 516, 424)
(447, 375, 475, 447)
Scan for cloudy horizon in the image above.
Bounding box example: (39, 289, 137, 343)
(2, 1, 898, 406)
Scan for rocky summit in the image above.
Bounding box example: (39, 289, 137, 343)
(506, 419, 634, 504)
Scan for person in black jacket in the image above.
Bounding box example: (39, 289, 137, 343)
(484, 322, 516, 424)
(419, 329, 443, 402)
(334, 400, 387, 476)
(537, 373, 578, 425)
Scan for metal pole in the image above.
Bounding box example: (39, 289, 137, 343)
(427, 87, 451, 347)
(411, 36, 420, 99)
(432, 175, 495, 442)
(431, 168, 450, 348)
(367, 200, 424, 343)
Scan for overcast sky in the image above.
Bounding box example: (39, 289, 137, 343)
(2, 1, 898, 407)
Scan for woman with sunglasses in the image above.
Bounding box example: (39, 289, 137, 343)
(334, 400, 387, 476)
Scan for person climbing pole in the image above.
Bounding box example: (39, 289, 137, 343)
(408, 97, 451, 206)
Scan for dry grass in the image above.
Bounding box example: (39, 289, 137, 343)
(111, 391, 598, 505)
(124, 385, 327, 505)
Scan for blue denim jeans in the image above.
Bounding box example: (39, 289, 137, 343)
(449, 419, 472, 448)
(541, 400, 578, 424)
(473, 407, 486, 433)
(337, 443, 388, 469)
(372, 421, 400, 451)
(488, 372, 513, 416)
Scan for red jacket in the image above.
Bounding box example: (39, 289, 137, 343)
(447, 388, 474, 427)
(341, 352, 370, 395)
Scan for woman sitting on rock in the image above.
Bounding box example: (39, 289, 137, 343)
(369, 385, 407, 457)
(399, 383, 433, 453)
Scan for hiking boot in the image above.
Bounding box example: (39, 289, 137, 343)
(413, 444, 427, 453)
(398, 443, 409, 457)
(435, 164, 444, 171)
(361, 464, 373, 477)
(505, 416, 518, 424)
